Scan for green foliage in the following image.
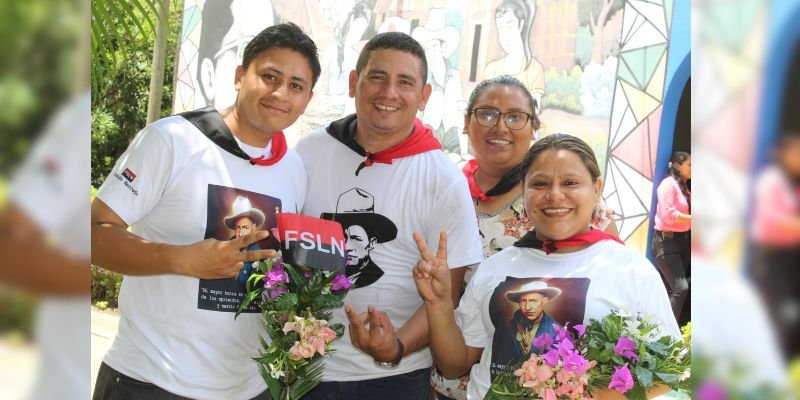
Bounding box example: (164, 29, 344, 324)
(91, 265, 124, 308)
(542, 66, 584, 114)
(0, 291, 37, 339)
(91, 0, 182, 187)
(0, 1, 83, 174)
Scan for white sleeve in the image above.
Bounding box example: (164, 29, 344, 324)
(9, 93, 90, 233)
(94, 123, 175, 226)
(455, 273, 490, 349)
(635, 259, 682, 340)
(429, 176, 483, 269)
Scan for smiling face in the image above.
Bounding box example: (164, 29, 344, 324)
(523, 149, 601, 242)
(232, 47, 314, 147)
(349, 48, 432, 143)
(466, 84, 534, 174)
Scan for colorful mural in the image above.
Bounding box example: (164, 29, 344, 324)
(172, 0, 683, 253)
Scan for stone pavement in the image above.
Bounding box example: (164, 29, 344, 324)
(91, 307, 119, 395)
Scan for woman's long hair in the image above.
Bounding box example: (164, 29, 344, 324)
(669, 151, 691, 210)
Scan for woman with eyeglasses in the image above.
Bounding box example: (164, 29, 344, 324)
(429, 75, 617, 400)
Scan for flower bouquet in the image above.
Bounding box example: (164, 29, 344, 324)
(235, 213, 352, 400)
(582, 310, 691, 400)
(486, 323, 596, 400)
(236, 258, 351, 400)
(486, 311, 690, 400)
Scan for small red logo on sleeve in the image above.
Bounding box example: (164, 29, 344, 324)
(122, 168, 136, 182)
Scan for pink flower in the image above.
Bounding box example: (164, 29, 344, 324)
(310, 336, 327, 356)
(331, 273, 351, 292)
(264, 264, 289, 288)
(304, 271, 313, 278)
(552, 323, 570, 342)
(556, 368, 572, 384)
(614, 336, 639, 362)
(543, 387, 557, 400)
(533, 333, 554, 352)
(282, 320, 297, 334)
(542, 349, 560, 367)
(534, 364, 554, 383)
(608, 364, 634, 393)
(562, 352, 591, 375)
(269, 285, 287, 298)
(288, 341, 316, 360)
(317, 327, 337, 343)
(555, 383, 572, 397)
(573, 324, 586, 338)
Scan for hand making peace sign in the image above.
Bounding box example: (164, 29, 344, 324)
(412, 231, 452, 305)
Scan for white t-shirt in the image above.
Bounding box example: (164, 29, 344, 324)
(295, 124, 483, 381)
(9, 92, 90, 400)
(96, 111, 307, 400)
(455, 240, 680, 399)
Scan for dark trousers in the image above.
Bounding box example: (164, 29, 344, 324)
(92, 362, 271, 400)
(301, 368, 431, 400)
(652, 230, 691, 325)
(751, 245, 800, 358)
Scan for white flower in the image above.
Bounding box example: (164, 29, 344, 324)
(269, 366, 285, 379)
(678, 369, 691, 382)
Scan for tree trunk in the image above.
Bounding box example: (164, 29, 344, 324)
(146, 0, 170, 125)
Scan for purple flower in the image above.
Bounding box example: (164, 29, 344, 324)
(264, 264, 289, 288)
(542, 349, 560, 367)
(304, 271, 313, 278)
(695, 380, 727, 400)
(557, 336, 575, 357)
(552, 322, 570, 342)
(269, 285, 287, 299)
(331, 273, 352, 292)
(533, 333, 554, 352)
(614, 336, 639, 362)
(562, 351, 590, 375)
(608, 364, 634, 393)
(573, 324, 586, 338)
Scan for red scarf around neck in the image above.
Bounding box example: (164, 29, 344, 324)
(356, 118, 441, 174)
(462, 159, 491, 201)
(248, 131, 288, 166)
(514, 229, 624, 255)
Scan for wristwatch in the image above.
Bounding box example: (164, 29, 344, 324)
(375, 337, 405, 368)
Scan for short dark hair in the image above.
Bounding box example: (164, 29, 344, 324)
(355, 32, 428, 86)
(242, 22, 322, 89)
(521, 133, 601, 182)
(466, 75, 540, 130)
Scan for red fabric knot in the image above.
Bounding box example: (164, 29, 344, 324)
(248, 131, 287, 166)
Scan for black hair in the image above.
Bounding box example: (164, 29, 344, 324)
(355, 32, 428, 86)
(520, 133, 601, 182)
(242, 22, 322, 89)
(669, 151, 691, 208)
(466, 75, 540, 130)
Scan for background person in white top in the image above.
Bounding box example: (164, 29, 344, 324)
(296, 32, 483, 399)
(90, 23, 320, 400)
(413, 134, 679, 399)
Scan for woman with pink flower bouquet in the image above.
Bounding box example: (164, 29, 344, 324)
(413, 134, 681, 399)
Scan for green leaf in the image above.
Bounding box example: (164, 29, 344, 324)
(626, 384, 647, 400)
(633, 365, 654, 387)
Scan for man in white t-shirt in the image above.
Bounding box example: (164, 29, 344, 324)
(296, 32, 483, 399)
(90, 23, 320, 400)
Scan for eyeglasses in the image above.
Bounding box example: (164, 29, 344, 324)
(470, 107, 531, 130)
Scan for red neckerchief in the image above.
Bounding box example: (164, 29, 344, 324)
(462, 159, 491, 201)
(355, 118, 441, 175)
(248, 132, 287, 166)
(514, 229, 624, 255)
